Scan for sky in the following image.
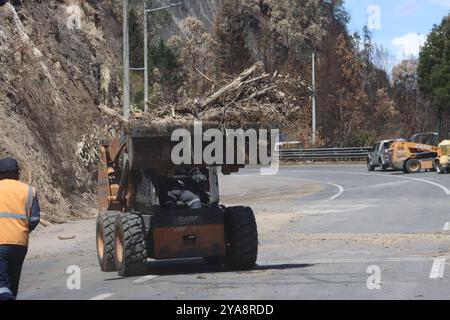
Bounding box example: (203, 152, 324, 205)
(344, 0, 450, 67)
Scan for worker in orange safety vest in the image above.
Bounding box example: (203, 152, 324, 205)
(0, 158, 40, 300)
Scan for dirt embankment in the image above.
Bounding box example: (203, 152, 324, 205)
(0, 1, 228, 223)
(0, 1, 122, 222)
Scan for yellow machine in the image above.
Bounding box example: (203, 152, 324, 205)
(435, 140, 450, 174)
(388, 141, 439, 174)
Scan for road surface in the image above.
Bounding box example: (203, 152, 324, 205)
(19, 165, 450, 300)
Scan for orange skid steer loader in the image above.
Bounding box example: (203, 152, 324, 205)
(96, 127, 261, 277)
(388, 141, 439, 174)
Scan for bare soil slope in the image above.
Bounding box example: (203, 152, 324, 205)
(0, 1, 122, 222)
(0, 1, 225, 223)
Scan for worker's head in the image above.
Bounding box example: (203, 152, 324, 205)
(0, 158, 20, 181)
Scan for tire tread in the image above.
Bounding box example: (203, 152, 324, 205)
(224, 207, 258, 270)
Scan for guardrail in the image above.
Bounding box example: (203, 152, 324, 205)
(279, 147, 371, 161)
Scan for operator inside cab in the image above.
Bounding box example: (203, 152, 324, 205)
(163, 166, 210, 210)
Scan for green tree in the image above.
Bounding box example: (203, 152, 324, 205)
(418, 14, 450, 138)
(149, 38, 183, 101)
(392, 59, 436, 134)
(214, 0, 253, 74)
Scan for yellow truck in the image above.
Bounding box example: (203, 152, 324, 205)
(435, 140, 450, 174)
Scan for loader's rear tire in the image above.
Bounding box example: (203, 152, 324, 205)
(96, 211, 120, 272)
(114, 213, 148, 277)
(405, 159, 422, 174)
(224, 207, 258, 270)
(203, 256, 225, 266)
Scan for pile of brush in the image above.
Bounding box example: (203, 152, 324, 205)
(99, 62, 308, 132)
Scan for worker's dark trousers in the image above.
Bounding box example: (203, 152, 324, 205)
(165, 190, 202, 209)
(0, 245, 27, 300)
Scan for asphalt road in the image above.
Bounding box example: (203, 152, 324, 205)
(19, 165, 450, 300)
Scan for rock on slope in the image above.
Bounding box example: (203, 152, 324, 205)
(130, 0, 222, 33)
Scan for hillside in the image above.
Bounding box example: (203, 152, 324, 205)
(0, 1, 125, 222)
(0, 1, 226, 223)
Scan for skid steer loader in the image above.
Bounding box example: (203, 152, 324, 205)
(96, 127, 259, 277)
(388, 141, 439, 174)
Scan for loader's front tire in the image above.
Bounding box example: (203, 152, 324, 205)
(224, 207, 258, 270)
(114, 213, 148, 277)
(96, 211, 120, 272)
(405, 159, 422, 174)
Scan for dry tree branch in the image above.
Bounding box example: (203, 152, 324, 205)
(97, 104, 129, 124)
(202, 62, 264, 107)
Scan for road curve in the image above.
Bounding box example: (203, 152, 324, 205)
(19, 165, 450, 300)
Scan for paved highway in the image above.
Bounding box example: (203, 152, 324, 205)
(19, 165, 450, 300)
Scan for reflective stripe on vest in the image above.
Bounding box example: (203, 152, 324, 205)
(0, 180, 33, 246)
(0, 287, 13, 296)
(0, 212, 29, 220)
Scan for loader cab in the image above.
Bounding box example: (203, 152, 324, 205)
(133, 166, 220, 213)
(409, 133, 439, 146)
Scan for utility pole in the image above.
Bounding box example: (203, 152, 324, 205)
(123, 0, 130, 119)
(312, 51, 317, 146)
(144, 2, 149, 112)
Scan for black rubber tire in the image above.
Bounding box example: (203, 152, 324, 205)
(405, 159, 422, 174)
(114, 213, 148, 277)
(203, 256, 225, 266)
(367, 159, 375, 172)
(96, 211, 120, 272)
(380, 159, 388, 172)
(224, 206, 258, 270)
(435, 161, 444, 174)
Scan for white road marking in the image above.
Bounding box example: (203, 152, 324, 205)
(278, 169, 450, 196)
(255, 176, 345, 201)
(444, 222, 450, 231)
(133, 275, 158, 284)
(346, 180, 409, 191)
(259, 255, 450, 266)
(429, 258, 446, 279)
(402, 176, 450, 195)
(90, 293, 116, 300)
